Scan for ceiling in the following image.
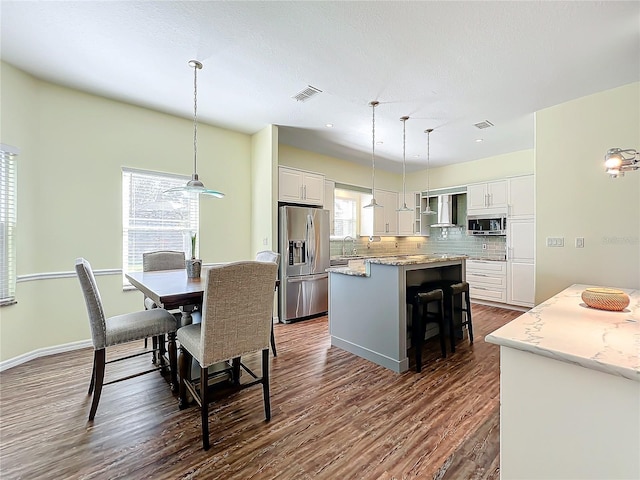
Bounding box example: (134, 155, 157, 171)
(2, 1, 639, 173)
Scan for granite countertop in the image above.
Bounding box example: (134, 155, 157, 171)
(485, 284, 639, 382)
(327, 254, 468, 277)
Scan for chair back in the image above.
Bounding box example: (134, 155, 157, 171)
(200, 261, 278, 366)
(143, 250, 185, 272)
(75, 258, 107, 350)
(255, 250, 280, 264)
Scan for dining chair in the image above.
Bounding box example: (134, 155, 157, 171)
(141, 250, 186, 361)
(75, 257, 178, 420)
(255, 250, 280, 357)
(177, 260, 278, 450)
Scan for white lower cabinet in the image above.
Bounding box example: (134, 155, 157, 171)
(467, 259, 507, 303)
(507, 218, 535, 307)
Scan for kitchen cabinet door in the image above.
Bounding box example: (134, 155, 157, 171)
(467, 180, 507, 213)
(508, 261, 535, 306)
(508, 219, 534, 261)
(508, 175, 534, 218)
(397, 190, 416, 235)
(324, 179, 335, 236)
(278, 167, 325, 205)
(361, 189, 398, 236)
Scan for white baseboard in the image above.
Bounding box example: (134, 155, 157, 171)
(0, 339, 92, 372)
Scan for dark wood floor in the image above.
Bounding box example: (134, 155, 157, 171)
(0, 304, 521, 479)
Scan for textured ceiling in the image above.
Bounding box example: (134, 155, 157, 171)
(1, 1, 639, 173)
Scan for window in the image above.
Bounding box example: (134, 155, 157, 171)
(0, 144, 19, 306)
(334, 188, 360, 238)
(122, 168, 198, 286)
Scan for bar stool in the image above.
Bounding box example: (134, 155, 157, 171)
(407, 287, 446, 373)
(444, 281, 474, 353)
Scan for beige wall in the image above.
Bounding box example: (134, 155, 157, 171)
(251, 125, 278, 253)
(278, 144, 402, 192)
(0, 62, 254, 362)
(535, 82, 640, 302)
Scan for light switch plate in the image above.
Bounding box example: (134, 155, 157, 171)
(546, 237, 564, 247)
(576, 237, 584, 248)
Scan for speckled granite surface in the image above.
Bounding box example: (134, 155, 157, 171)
(486, 284, 639, 382)
(326, 254, 467, 277)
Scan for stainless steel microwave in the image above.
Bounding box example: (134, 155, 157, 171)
(467, 214, 507, 235)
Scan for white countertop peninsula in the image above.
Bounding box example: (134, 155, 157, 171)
(486, 284, 639, 479)
(327, 254, 467, 373)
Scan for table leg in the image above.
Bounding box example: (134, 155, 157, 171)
(179, 304, 197, 327)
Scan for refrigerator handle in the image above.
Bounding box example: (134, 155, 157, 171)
(306, 213, 315, 264)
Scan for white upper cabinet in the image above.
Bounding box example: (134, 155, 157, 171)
(397, 190, 416, 235)
(507, 175, 534, 218)
(375, 189, 398, 235)
(324, 179, 335, 236)
(278, 166, 325, 206)
(467, 180, 507, 214)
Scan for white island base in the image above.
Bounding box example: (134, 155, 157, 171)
(486, 284, 639, 479)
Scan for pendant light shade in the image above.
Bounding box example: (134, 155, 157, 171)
(397, 116, 411, 212)
(423, 128, 436, 216)
(363, 101, 382, 209)
(164, 60, 225, 198)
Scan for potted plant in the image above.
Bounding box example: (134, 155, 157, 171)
(186, 232, 202, 279)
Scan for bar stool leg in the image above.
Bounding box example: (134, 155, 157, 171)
(412, 297, 423, 373)
(437, 296, 446, 358)
(465, 290, 474, 344)
(449, 290, 456, 353)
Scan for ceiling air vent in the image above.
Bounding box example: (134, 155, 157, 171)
(474, 120, 494, 129)
(292, 85, 323, 102)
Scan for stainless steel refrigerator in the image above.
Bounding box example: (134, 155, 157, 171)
(279, 205, 330, 323)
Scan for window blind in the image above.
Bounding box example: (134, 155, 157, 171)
(122, 168, 198, 286)
(0, 144, 19, 306)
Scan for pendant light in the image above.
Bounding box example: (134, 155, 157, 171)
(363, 101, 382, 209)
(423, 128, 436, 215)
(397, 116, 411, 212)
(164, 60, 225, 198)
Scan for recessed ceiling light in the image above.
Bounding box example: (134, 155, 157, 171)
(325, 123, 333, 128)
(413, 154, 420, 158)
(376, 141, 383, 145)
(475, 138, 484, 143)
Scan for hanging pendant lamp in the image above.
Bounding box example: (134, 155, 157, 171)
(397, 116, 411, 212)
(164, 60, 225, 198)
(423, 128, 436, 215)
(363, 101, 382, 209)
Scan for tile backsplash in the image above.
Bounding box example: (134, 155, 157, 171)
(330, 227, 506, 260)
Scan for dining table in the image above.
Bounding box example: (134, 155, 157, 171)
(126, 267, 280, 408)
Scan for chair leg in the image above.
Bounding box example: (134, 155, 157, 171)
(262, 349, 271, 421)
(438, 297, 447, 358)
(200, 366, 210, 450)
(231, 357, 241, 385)
(88, 352, 96, 395)
(152, 336, 158, 365)
(449, 293, 457, 353)
(466, 293, 474, 344)
(158, 335, 167, 372)
(167, 332, 178, 392)
(144, 337, 148, 349)
(270, 321, 277, 357)
(412, 299, 423, 373)
(178, 345, 191, 410)
(88, 349, 106, 421)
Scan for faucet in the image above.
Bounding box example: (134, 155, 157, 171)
(342, 236, 355, 256)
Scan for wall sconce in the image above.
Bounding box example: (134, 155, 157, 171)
(604, 148, 639, 178)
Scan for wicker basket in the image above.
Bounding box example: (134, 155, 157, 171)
(581, 287, 630, 311)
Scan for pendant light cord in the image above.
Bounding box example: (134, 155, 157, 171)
(402, 116, 408, 204)
(193, 62, 199, 176)
(370, 101, 377, 195)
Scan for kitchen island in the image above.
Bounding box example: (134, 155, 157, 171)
(327, 254, 467, 373)
(486, 284, 639, 479)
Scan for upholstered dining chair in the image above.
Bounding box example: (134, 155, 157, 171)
(75, 257, 178, 421)
(255, 250, 280, 357)
(142, 250, 186, 360)
(177, 260, 278, 450)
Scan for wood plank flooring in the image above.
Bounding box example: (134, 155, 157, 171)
(0, 304, 521, 479)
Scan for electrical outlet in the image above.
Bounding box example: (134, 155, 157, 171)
(417, 242, 422, 249)
(482, 243, 487, 250)
(263, 237, 268, 246)
(395, 241, 398, 248)
(576, 237, 584, 248)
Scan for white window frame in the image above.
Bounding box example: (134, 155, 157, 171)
(0, 144, 19, 306)
(333, 188, 361, 239)
(122, 167, 198, 287)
